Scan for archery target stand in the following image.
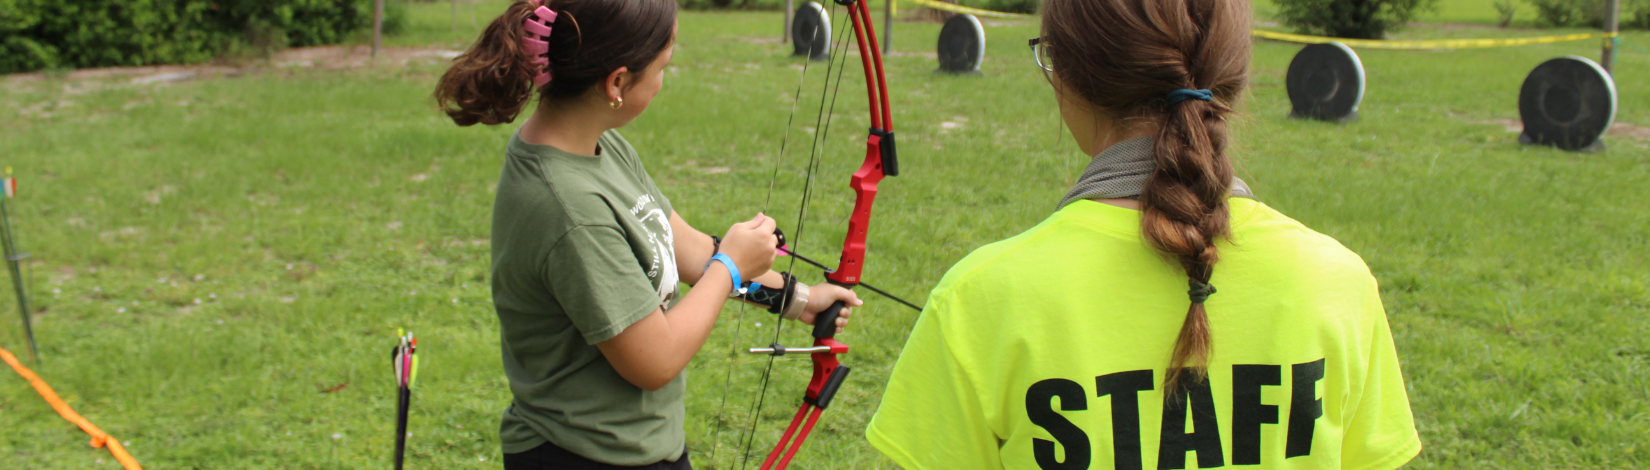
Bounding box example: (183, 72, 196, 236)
(1286, 42, 1364, 123)
(792, 2, 831, 61)
(935, 14, 985, 74)
(1518, 56, 1616, 152)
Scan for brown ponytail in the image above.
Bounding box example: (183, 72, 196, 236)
(1043, 0, 1252, 395)
(434, 0, 677, 126)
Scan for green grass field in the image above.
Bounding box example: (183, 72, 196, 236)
(2, 1, 1648, 468)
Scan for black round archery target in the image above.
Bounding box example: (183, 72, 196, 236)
(1285, 42, 1364, 122)
(1519, 56, 1616, 151)
(936, 14, 985, 74)
(792, 2, 831, 61)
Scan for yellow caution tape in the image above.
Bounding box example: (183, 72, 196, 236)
(1251, 29, 1618, 49)
(901, 0, 1031, 18)
(886, 3, 1613, 47)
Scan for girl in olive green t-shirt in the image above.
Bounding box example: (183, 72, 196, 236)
(433, 1, 861, 468)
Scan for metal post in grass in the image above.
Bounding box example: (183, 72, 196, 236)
(1603, 0, 1619, 73)
(373, 0, 385, 59)
(785, 0, 794, 43)
(884, 0, 892, 53)
(0, 170, 35, 364)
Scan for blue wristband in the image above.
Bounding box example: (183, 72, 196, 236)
(707, 253, 748, 296)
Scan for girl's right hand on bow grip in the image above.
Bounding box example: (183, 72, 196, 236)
(720, 213, 779, 281)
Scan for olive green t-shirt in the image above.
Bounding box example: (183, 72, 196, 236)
(491, 129, 683, 465)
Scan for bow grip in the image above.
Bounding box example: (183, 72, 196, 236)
(812, 301, 845, 339)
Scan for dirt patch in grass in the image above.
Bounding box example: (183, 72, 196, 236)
(2, 45, 464, 90)
(1458, 114, 1650, 144)
(1606, 121, 1650, 140)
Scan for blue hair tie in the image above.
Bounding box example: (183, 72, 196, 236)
(1166, 89, 1214, 105)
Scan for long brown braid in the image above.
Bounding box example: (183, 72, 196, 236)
(1042, 0, 1252, 395)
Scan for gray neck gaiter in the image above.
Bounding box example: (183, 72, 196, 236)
(1057, 136, 1254, 210)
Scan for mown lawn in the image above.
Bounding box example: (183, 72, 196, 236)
(1, 2, 1647, 468)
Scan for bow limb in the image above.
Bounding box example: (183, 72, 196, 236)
(827, 0, 898, 288)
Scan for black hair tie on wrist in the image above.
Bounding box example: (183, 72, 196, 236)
(1188, 279, 1217, 304)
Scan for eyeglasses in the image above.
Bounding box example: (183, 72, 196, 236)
(1028, 37, 1053, 73)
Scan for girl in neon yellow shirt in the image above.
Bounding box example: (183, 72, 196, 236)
(865, 0, 1421, 468)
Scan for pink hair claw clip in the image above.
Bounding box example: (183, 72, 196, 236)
(522, 5, 558, 87)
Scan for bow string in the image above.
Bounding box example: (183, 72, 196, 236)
(708, 1, 916, 469)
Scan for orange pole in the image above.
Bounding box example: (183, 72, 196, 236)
(1, 347, 143, 470)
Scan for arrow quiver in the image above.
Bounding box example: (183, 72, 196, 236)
(391, 332, 417, 470)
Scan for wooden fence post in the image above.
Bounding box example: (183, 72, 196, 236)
(373, 0, 385, 58)
(785, 0, 794, 43)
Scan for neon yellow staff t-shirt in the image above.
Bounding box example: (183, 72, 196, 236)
(866, 198, 1420, 470)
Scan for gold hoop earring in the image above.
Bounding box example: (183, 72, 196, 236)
(610, 97, 623, 109)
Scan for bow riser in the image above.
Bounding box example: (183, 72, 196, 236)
(826, 135, 888, 286)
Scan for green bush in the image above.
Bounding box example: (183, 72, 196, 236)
(0, 0, 376, 73)
(969, 0, 1038, 14)
(1527, 0, 1599, 26)
(207, 0, 375, 47)
(383, 0, 409, 36)
(673, 0, 1035, 14)
(676, 0, 781, 9)
(1272, 0, 1438, 39)
(1526, 0, 1650, 28)
(1494, 0, 1518, 26)
(1631, 0, 1650, 28)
